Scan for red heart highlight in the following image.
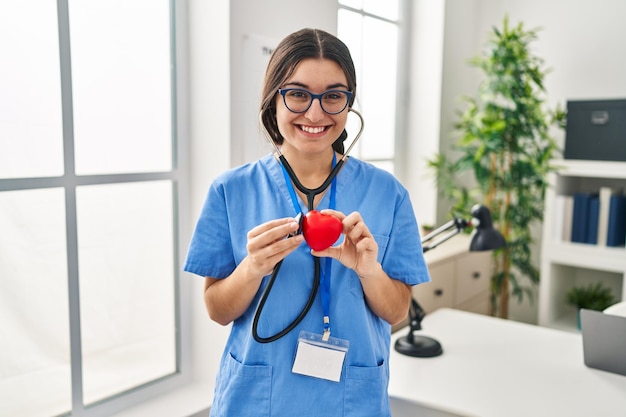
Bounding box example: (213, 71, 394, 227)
(302, 210, 343, 251)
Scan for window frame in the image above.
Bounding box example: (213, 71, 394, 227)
(337, 0, 411, 177)
(0, 0, 191, 415)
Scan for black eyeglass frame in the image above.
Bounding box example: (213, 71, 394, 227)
(278, 88, 353, 115)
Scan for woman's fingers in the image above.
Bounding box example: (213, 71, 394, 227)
(248, 217, 300, 242)
(246, 217, 303, 274)
(314, 210, 378, 275)
(323, 210, 371, 241)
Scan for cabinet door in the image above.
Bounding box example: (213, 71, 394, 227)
(455, 251, 491, 306)
(456, 292, 490, 315)
(413, 261, 455, 313)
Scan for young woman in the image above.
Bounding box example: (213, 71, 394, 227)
(184, 28, 430, 417)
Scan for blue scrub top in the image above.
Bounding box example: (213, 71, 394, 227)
(184, 154, 430, 417)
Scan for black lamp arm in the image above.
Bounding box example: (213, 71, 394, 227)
(421, 217, 469, 253)
(406, 298, 426, 342)
(404, 217, 470, 342)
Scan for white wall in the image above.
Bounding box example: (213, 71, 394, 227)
(474, 0, 626, 105)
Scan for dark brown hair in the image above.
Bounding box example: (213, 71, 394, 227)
(260, 28, 356, 154)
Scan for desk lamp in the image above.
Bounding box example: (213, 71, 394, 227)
(394, 204, 506, 357)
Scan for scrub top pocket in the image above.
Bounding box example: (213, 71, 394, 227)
(372, 233, 390, 263)
(343, 361, 390, 417)
(211, 353, 272, 417)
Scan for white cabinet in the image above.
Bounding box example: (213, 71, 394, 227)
(539, 159, 626, 331)
(413, 234, 492, 315)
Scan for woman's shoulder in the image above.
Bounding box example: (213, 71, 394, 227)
(212, 154, 275, 186)
(347, 157, 406, 189)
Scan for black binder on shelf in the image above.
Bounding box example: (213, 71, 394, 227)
(564, 99, 626, 162)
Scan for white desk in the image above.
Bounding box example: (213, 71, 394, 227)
(389, 309, 626, 417)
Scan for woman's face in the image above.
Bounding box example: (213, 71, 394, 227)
(275, 58, 350, 157)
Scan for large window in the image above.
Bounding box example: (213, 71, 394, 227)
(338, 0, 404, 174)
(0, 1, 186, 416)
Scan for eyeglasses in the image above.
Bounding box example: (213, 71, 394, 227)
(278, 88, 353, 115)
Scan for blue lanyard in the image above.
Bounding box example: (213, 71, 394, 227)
(279, 154, 337, 340)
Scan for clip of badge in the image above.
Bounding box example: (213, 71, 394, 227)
(322, 316, 331, 341)
(292, 330, 350, 382)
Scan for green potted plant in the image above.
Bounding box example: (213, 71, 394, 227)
(428, 16, 565, 318)
(566, 282, 616, 329)
(566, 282, 616, 311)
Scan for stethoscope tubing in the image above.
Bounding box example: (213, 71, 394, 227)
(252, 108, 364, 343)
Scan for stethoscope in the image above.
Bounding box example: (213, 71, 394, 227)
(252, 108, 365, 343)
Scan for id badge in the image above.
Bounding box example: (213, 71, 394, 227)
(292, 331, 349, 382)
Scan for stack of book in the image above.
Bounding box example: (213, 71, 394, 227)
(557, 187, 626, 247)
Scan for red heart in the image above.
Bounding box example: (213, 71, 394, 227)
(302, 210, 343, 251)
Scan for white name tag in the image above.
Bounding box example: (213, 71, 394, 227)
(292, 331, 349, 382)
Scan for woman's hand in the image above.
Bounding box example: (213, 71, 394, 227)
(204, 217, 303, 325)
(245, 217, 304, 279)
(312, 210, 411, 325)
(312, 210, 379, 278)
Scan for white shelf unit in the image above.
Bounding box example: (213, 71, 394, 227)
(539, 159, 626, 331)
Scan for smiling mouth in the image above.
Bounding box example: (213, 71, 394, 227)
(299, 125, 328, 134)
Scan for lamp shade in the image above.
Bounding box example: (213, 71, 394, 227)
(468, 204, 506, 252)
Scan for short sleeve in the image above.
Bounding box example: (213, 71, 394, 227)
(382, 189, 431, 286)
(183, 181, 236, 278)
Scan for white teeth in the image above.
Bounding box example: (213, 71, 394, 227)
(301, 125, 325, 134)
